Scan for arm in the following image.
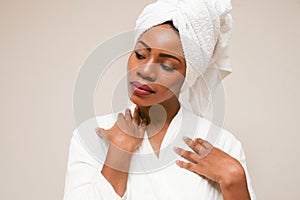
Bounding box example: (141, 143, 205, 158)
(63, 107, 146, 200)
(100, 144, 134, 197)
(218, 158, 251, 200)
(62, 130, 128, 200)
(96, 108, 146, 197)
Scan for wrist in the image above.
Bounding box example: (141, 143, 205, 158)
(104, 144, 134, 172)
(110, 136, 140, 153)
(219, 162, 247, 189)
(219, 165, 251, 200)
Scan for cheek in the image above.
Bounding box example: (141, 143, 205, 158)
(170, 79, 184, 94)
(127, 54, 137, 77)
(127, 54, 134, 70)
(159, 73, 185, 88)
(156, 75, 184, 97)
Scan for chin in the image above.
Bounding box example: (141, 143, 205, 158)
(129, 95, 155, 107)
(130, 94, 176, 108)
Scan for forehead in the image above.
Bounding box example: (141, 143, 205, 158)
(137, 24, 184, 58)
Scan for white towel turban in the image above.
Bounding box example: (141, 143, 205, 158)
(134, 0, 233, 117)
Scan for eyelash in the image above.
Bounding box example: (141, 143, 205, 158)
(160, 63, 175, 72)
(134, 50, 175, 72)
(134, 50, 145, 60)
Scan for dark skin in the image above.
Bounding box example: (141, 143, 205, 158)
(95, 24, 251, 199)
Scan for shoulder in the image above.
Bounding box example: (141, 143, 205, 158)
(71, 105, 136, 148)
(75, 105, 137, 132)
(71, 111, 120, 150)
(68, 111, 124, 165)
(72, 110, 121, 136)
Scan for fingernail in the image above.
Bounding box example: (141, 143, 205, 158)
(173, 147, 179, 152)
(95, 129, 103, 138)
(95, 128, 100, 133)
(183, 136, 189, 141)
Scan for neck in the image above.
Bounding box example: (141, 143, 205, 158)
(138, 96, 180, 126)
(137, 97, 181, 152)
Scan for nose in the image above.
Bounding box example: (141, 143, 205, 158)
(136, 63, 157, 82)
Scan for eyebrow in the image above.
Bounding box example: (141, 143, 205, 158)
(137, 41, 151, 52)
(158, 53, 182, 64)
(137, 40, 182, 64)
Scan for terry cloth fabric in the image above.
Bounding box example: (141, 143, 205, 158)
(63, 106, 257, 200)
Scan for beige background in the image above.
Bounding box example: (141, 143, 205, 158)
(1, 0, 299, 199)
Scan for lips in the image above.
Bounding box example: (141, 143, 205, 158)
(130, 81, 155, 95)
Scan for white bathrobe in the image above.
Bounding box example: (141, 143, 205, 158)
(63, 106, 256, 200)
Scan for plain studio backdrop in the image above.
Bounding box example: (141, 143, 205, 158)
(0, 0, 299, 199)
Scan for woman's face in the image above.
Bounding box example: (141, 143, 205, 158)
(127, 24, 186, 107)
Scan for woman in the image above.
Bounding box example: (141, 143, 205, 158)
(63, 0, 256, 199)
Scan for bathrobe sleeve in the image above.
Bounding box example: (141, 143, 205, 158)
(237, 143, 256, 200)
(215, 128, 257, 200)
(62, 129, 129, 200)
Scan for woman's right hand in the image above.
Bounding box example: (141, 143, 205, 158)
(96, 107, 146, 194)
(95, 107, 147, 153)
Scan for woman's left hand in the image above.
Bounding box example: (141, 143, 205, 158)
(174, 136, 247, 188)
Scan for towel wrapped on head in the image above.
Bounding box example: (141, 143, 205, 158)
(134, 0, 233, 117)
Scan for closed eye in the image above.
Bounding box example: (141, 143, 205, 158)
(160, 63, 175, 72)
(134, 50, 145, 60)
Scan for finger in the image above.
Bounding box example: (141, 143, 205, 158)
(133, 107, 140, 125)
(195, 138, 213, 158)
(183, 136, 202, 154)
(174, 147, 199, 164)
(176, 160, 204, 176)
(116, 113, 125, 131)
(175, 160, 197, 171)
(124, 108, 132, 121)
(141, 118, 147, 127)
(195, 138, 213, 150)
(95, 127, 108, 140)
(117, 112, 125, 121)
